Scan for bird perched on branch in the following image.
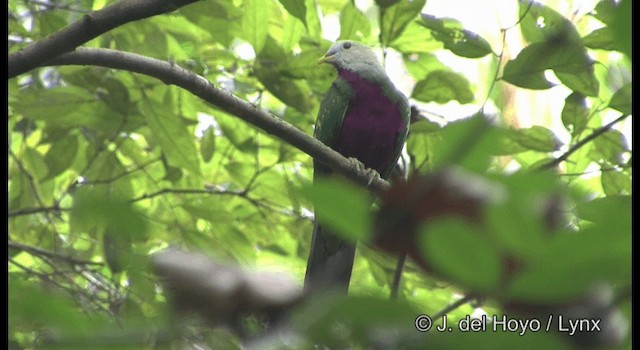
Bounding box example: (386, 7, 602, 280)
(304, 41, 410, 293)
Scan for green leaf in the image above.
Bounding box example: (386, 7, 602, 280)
(200, 126, 216, 162)
(338, 1, 370, 41)
(592, 129, 629, 165)
(430, 114, 499, 171)
(11, 87, 108, 129)
(601, 169, 631, 195)
(410, 118, 441, 133)
(380, 0, 426, 46)
(43, 133, 78, 181)
(302, 178, 372, 241)
(282, 49, 334, 81)
(216, 114, 252, 152)
(38, 10, 67, 36)
(242, 0, 270, 53)
(21, 148, 48, 181)
(508, 126, 562, 153)
(141, 102, 201, 176)
(411, 70, 474, 104)
(608, 82, 631, 115)
(502, 43, 555, 89)
(277, 0, 307, 28)
(420, 218, 501, 292)
(71, 188, 147, 241)
(406, 130, 436, 172)
(256, 68, 315, 112)
(506, 190, 631, 303)
(10, 278, 92, 333)
(485, 173, 555, 261)
(515, 2, 599, 95)
(555, 67, 599, 97)
(389, 21, 441, 54)
(256, 37, 315, 112)
(418, 14, 492, 58)
(518, 0, 581, 44)
(98, 77, 135, 116)
(182, 197, 233, 223)
(565, 139, 594, 175)
(491, 128, 528, 156)
(428, 330, 564, 350)
(592, 0, 631, 56)
(180, 1, 242, 46)
(282, 14, 305, 52)
(447, 29, 492, 58)
(582, 26, 616, 50)
(502, 42, 598, 95)
(102, 202, 149, 274)
(297, 295, 420, 348)
(576, 195, 631, 230)
(304, 0, 323, 39)
(103, 229, 132, 274)
(561, 92, 589, 136)
(82, 151, 125, 183)
(374, 0, 401, 8)
(160, 15, 205, 40)
(507, 225, 630, 302)
(402, 52, 446, 80)
(592, 0, 617, 24)
(610, 0, 631, 57)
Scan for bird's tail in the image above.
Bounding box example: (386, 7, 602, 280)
(304, 221, 356, 293)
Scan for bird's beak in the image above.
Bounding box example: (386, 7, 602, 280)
(317, 54, 335, 65)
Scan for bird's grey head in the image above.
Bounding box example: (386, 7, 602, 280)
(318, 41, 383, 73)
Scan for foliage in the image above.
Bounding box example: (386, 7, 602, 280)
(8, 0, 631, 348)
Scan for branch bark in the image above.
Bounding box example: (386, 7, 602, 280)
(8, 0, 199, 78)
(45, 48, 391, 191)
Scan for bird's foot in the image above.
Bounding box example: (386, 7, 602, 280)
(347, 157, 381, 187)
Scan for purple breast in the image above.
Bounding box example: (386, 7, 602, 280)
(333, 69, 405, 176)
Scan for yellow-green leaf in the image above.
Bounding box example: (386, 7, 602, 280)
(141, 103, 201, 175)
(242, 0, 270, 54)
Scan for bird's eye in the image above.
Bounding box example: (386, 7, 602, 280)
(343, 42, 352, 49)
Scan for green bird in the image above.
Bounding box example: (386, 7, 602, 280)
(305, 41, 410, 293)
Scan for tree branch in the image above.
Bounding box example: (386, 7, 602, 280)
(8, 240, 103, 266)
(8, 0, 199, 78)
(45, 48, 391, 191)
(432, 294, 479, 320)
(539, 113, 630, 170)
(129, 186, 245, 203)
(8, 206, 69, 217)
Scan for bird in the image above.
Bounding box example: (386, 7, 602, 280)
(304, 40, 410, 293)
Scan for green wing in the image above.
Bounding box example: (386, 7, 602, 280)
(313, 78, 353, 177)
(384, 88, 411, 178)
(308, 78, 356, 293)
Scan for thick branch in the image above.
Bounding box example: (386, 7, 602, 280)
(45, 48, 390, 191)
(8, 0, 199, 78)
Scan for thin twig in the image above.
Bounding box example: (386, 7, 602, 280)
(9, 240, 103, 265)
(539, 113, 629, 170)
(129, 187, 244, 203)
(432, 294, 478, 320)
(80, 157, 162, 185)
(8, 206, 70, 217)
(389, 253, 406, 300)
